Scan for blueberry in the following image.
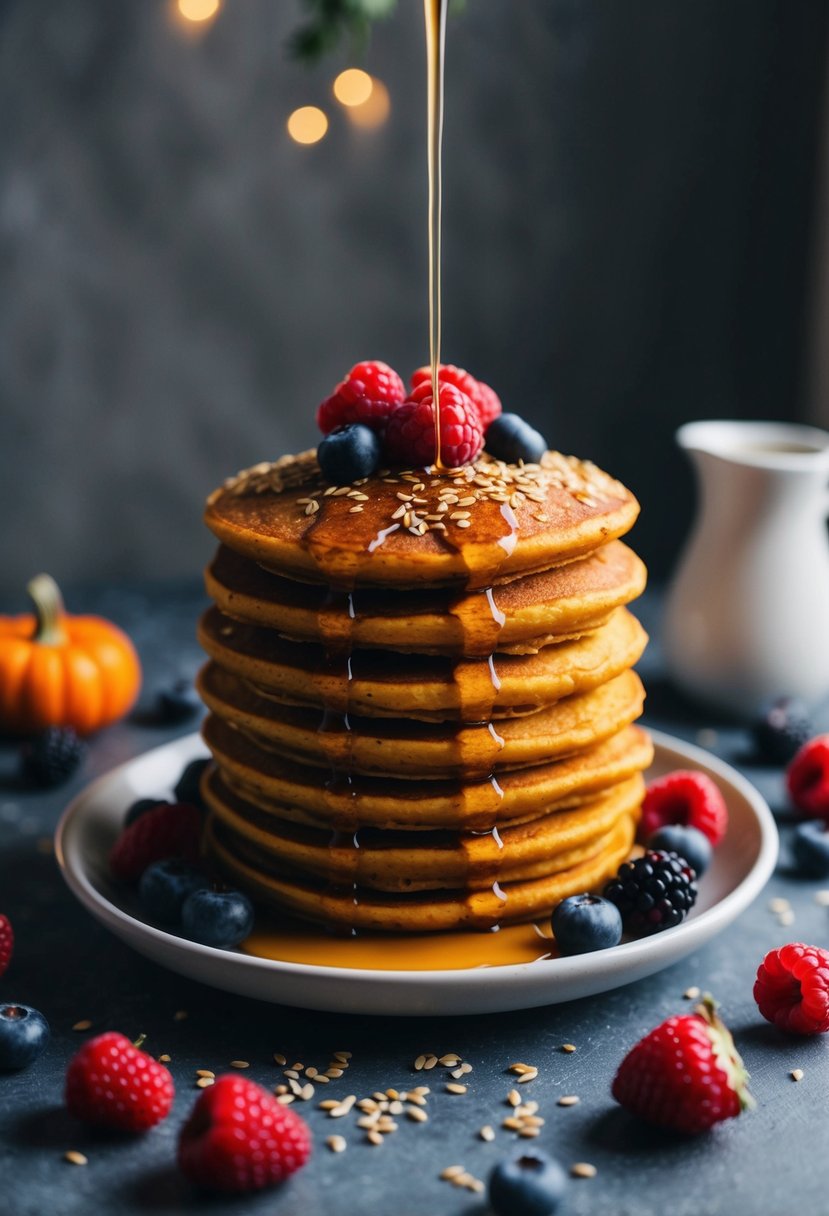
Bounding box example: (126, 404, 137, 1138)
(317, 424, 381, 484)
(792, 820, 829, 878)
(139, 859, 208, 924)
(21, 728, 86, 788)
(181, 888, 255, 948)
(752, 696, 813, 765)
(125, 797, 171, 827)
(174, 758, 210, 808)
(0, 1004, 50, 1070)
(485, 413, 548, 464)
(647, 824, 712, 877)
(154, 678, 202, 724)
(489, 1150, 567, 1216)
(551, 893, 623, 955)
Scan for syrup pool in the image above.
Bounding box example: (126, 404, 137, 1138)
(242, 917, 557, 971)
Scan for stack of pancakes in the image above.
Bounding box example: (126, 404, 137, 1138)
(198, 449, 652, 933)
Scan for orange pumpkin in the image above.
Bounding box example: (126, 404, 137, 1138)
(0, 574, 142, 735)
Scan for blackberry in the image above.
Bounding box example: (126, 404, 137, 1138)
(752, 696, 813, 765)
(154, 677, 201, 724)
(603, 849, 697, 936)
(21, 727, 86, 788)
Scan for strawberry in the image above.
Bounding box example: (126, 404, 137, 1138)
(612, 997, 753, 1134)
(178, 1074, 311, 1193)
(109, 801, 202, 883)
(66, 1032, 174, 1131)
(0, 915, 13, 977)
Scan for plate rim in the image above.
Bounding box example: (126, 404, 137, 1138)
(55, 727, 779, 996)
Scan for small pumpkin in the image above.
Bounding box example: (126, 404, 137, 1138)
(0, 574, 142, 735)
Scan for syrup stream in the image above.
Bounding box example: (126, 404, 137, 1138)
(425, 0, 448, 468)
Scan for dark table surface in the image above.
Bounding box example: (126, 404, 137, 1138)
(1, 581, 827, 1216)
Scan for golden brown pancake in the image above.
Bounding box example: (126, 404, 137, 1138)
(205, 540, 647, 655)
(198, 605, 647, 721)
(203, 766, 644, 892)
(205, 450, 640, 588)
(201, 714, 653, 830)
(206, 811, 637, 932)
(197, 662, 646, 779)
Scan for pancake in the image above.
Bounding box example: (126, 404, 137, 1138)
(197, 662, 646, 779)
(198, 605, 648, 721)
(206, 811, 638, 932)
(205, 539, 647, 655)
(202, 714, 654, 830)
(205, 450, 640, 588)
(203, 766, 644, 892)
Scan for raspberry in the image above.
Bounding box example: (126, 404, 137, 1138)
(178, 1074, 311, 1193)
(384, 381, 483, 469)
(411, 363, 502, 430)
(603, 850, 697, 935)
(66, 1032, 174, 1131)
(612, 997, 752, 1134)
(753, 943, 829, 1034)
(787, 735, 829, 819)
(109, 801, 202, 883)
(639, 769, 728, 846)
(0, 915, 12, 978)
(317, 360, 405, 435)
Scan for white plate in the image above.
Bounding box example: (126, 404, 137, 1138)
(55, 730, 778, 1016)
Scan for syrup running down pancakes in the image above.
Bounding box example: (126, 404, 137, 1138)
(198, 449, 651, 934)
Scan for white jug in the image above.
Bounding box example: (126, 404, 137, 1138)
(662, 419, 829, 717)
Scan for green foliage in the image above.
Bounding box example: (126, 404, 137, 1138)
(288, 0, 466, 63)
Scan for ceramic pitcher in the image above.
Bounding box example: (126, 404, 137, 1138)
(662, 419, 829, 717)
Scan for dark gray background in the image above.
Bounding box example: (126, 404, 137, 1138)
(2, 0, 828, 595)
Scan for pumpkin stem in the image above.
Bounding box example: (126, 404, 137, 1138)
(27, 574, 69, 646)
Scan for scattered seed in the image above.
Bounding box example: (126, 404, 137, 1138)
(518, 1126, 540, 1138)
(791, 1069, 804, 1082)
(517, 1068, 538, 1084)
(561, 1043, 577, 1053)
(283, 1069, 300, 1079)
(509, 1062, 534, 1074)
(357, 1115, 380, 1130)
(304, 1067, 318, 1080)
(64, 1151, 88, 1166)
(326, 1135, 347, 1153)
(195, 1069, 215, 1079)
(445, 1083, 467, 1095)
(366, 1130, 384, 1146)
(291, 1062, 304, 1071)
(405, 1091, 427, 1106)
(276, 1093, 295, 1105)
(299, 1084, 315, 1101)
(683, 986, 701, 1000)
(406, 1105, 428, 1123)
(195, 1077, 214, 1089)
(158, 1054, 171, 1064)
(507, 1089, 521, 1107)
(414, 1054, 427, 1071)
(502, 1117, 523, 1131)
(769, 897, 791, 913)
(326, 1067, 344, 1079)
(423, 1055, 438, 1070)
(388, 1100, 404, 1115)
(275, 1084, 289, 1095)
(273, 1052, 287, 1066)
(571, 1163, 597, 1179)
(328, 1095, 357, 1118)
(458, 1062, 472, 1075)
(778, 910, 796, 926)
(319, 1099, 340, 1110)
(479, 1125, 495, 1142)
(439, 1054, 461, 1067)
(316, 1073, 330, 1084)
(440, 1165, 465, 1180)
(814, 890, 829, 907)
(72, 1020, 92, 1032)
(558, 1095, 580, 1107)
(230, 1060, 249, 1070)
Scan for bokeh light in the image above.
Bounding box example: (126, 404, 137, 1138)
(177, 0, 221, 22)
(287, 106, 329, 146)
(333, 69, 374, 108)
(345, 78, 391, 129)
